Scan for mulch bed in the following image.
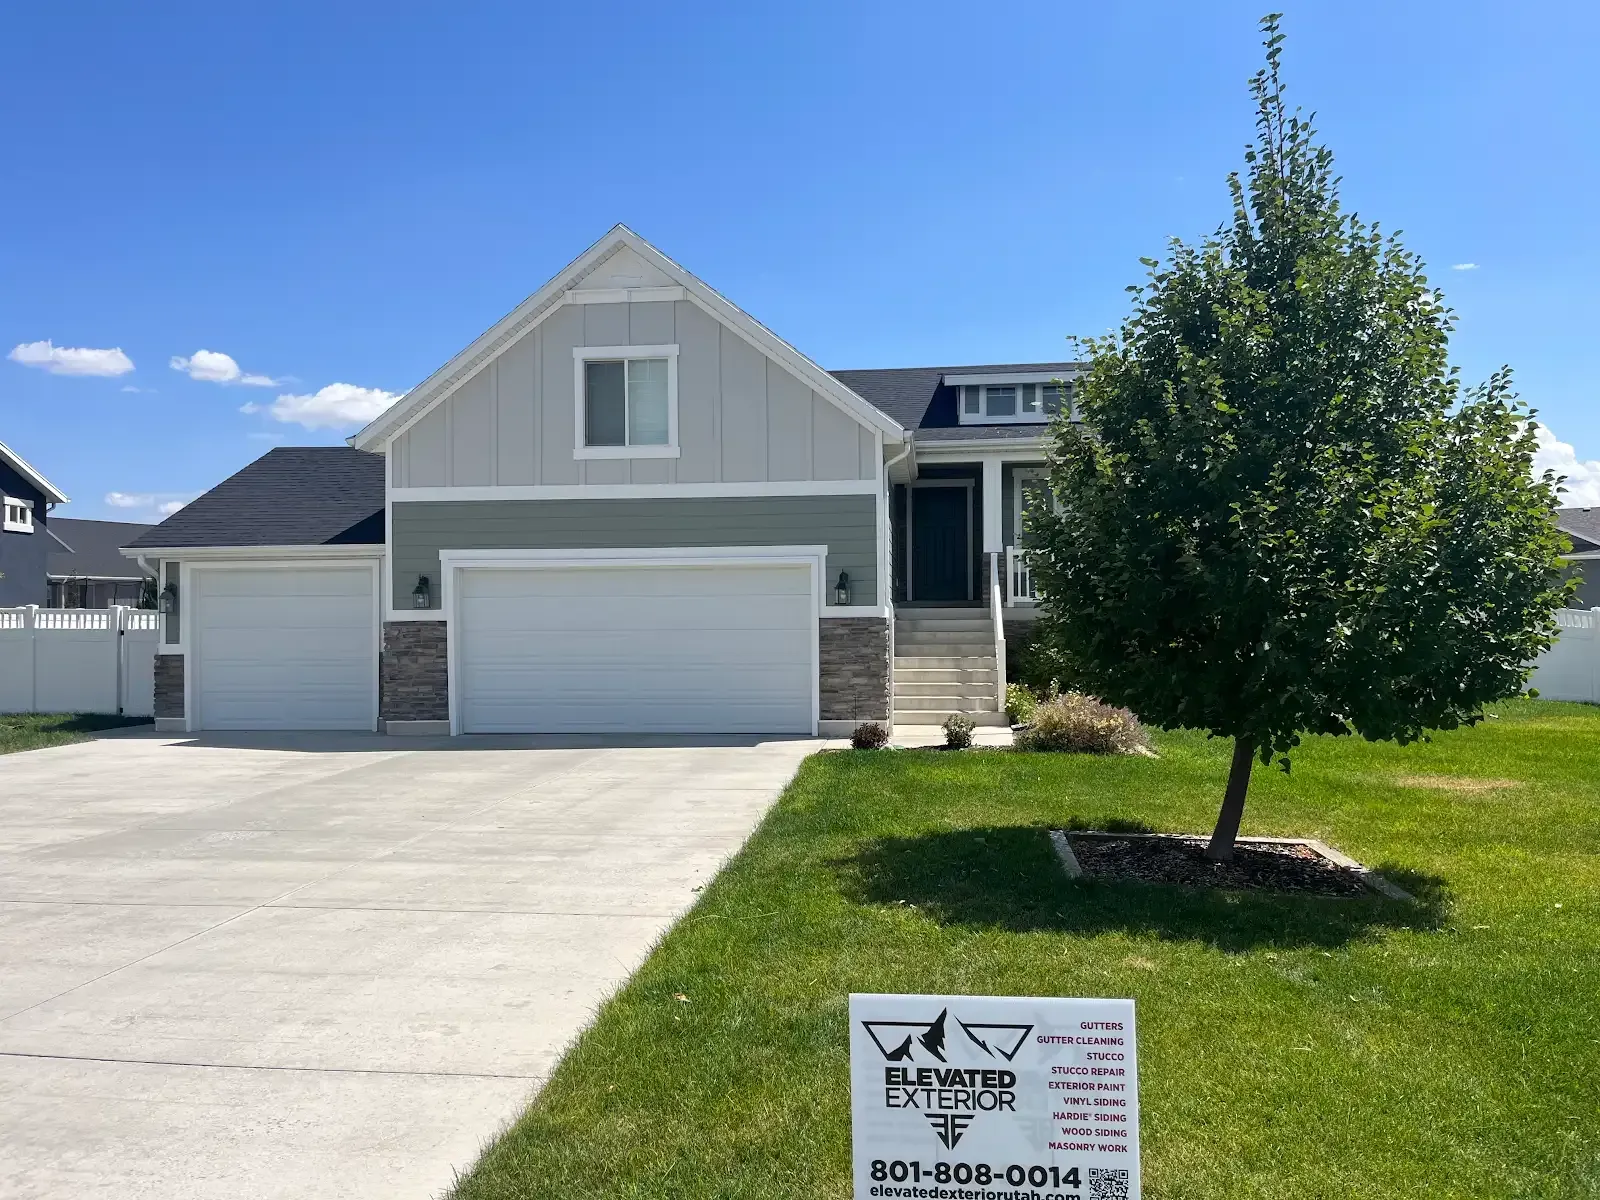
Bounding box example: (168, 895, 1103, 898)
(1066, 833, 1374, 897)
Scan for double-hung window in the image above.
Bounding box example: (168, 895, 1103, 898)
(3, 495, 33, 534)
(574, 345, 680, 459)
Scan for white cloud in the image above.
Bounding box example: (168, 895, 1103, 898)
(241, 382, 401, 430)
(9, 340, 134, 377)
(170, 349, 278, 387)
(120, 384, 156, 394)
(105, 491, 192, 516)
(1532, 422, 1600, 507)
(1451, 263, 1479, 271)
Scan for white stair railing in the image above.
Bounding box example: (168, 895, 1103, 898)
(1006, 545, 1038, 605)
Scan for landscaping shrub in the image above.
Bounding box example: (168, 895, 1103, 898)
(1004, 682, 1038, 726)
(942, 713, 975, 749)
(851, 721, 889, 749)
(1014, 692, 1148, 754)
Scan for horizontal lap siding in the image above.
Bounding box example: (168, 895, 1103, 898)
(392, 495, 877, 610)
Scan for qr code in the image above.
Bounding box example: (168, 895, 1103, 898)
(1088, 1167, 1131, 1199)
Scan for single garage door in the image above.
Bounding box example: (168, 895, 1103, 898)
(192, 565, 376, 730)
(457, 561, 815, 734)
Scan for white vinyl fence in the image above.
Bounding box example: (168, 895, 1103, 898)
(0, 607, 160, 717)
(1527, 609, 1600, 704)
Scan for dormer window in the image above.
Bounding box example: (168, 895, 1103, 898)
(950, 376, 1074, 425)
(3, 495, 34, 533)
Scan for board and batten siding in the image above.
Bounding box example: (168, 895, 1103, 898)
(389, 300, 878, 488)
(392, 495, 879, 610)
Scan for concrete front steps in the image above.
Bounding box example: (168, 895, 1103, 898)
(893, 607, 1009, 728)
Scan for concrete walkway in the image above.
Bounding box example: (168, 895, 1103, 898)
(0, 730, 821, 1199)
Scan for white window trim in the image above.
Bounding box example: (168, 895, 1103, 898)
(3, 495, 34, 534)
(958, 384, 1056, 426)
(438, 544, 825, 737)
(572, 344, 680, 459)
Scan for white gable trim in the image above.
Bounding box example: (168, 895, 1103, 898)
(0, 439, 69, 505)
(351, 225, 905, 452)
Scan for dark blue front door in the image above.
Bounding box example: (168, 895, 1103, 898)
(911, 485, 970, 601)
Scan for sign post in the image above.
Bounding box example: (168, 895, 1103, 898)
(850, 993, 1139, 1199)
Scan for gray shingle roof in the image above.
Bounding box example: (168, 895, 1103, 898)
(48, 518, 154, 579)
(829, 362, 1080, 441)
(125, 447, 385, 550)
(1557, 507, 1600, 554)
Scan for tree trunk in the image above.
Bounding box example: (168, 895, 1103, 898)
(1205, 738, 1256, 862)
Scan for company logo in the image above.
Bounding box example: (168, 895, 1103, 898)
(862, 1008, 1034, 1063)
(863, 1008, 1034, 1148)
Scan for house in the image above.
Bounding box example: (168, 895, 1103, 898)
(48, 518, 156, 608)
(0, 440, 70, 607)
(1557, 508, 1600, 607)
(122, 226, 1073, 735)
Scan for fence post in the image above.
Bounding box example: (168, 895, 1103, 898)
(110, 605, 127, 715)
(24, 605, 39, 713)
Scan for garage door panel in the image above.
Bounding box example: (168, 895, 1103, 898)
(462, 565, 812, 601)
(457, 562, 814, 734)
(194, 566, 375, 731)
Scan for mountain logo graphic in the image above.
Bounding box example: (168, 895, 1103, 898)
(956, 1017, 1034, 1062)
(861, 1008, 951, 1062)
(925, 1113, 975, 1149)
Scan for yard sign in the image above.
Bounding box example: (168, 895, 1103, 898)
(850, 993, 1139, 1200)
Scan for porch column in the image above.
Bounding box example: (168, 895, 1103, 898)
(981, 456, 1003, 554)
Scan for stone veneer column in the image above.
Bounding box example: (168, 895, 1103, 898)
(380, 621, 449, 724)
(154, 654, 184, 720)
(818, 616, 890, 724)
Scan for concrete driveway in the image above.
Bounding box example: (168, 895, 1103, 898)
(0, 730, 821, 1199)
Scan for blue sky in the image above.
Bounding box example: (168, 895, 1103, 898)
(4, 0, 1598, 520)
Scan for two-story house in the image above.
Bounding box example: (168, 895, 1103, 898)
(123, 227, 1074, 735)
(0, 441, 70, 607)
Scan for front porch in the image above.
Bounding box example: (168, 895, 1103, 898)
(887, 453, 1047, 725)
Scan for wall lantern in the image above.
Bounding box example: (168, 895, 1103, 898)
(158, 582, 179, 615)
(412, 575, 432, 609)
(834, 571, 850, 607)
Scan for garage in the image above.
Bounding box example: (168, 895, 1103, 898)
(453, 556, 817, 734)
(190, 563, 378, 730)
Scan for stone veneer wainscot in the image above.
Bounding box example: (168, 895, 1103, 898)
(819, 617, 890, 723)
(380, 621, 449, 722)
(154, 654, 184, 719)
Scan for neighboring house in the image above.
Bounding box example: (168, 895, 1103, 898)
(48, 518, 156, 608)
(123, 226, 1072, 735)
(1556, 507, 1600, 608)
(0, 440, 70, 607)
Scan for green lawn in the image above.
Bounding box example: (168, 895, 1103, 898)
(451, 700, 1600, 1200)
(0, 712, 151, 756)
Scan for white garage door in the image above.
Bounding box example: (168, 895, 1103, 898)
(193, 565, 376, 731)
(457, 561, 815, 734)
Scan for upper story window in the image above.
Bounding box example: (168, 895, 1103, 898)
(3, 495, 34, 534)
(952, 377, 1074, 425)
(573, 344, 680, 459)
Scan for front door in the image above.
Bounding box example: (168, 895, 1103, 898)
(910, 484, 971, 602)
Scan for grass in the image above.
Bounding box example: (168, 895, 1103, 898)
(0, 712, 151, 755)
(451, 700, 1600, 1199)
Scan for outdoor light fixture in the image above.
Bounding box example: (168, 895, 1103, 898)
(412, 575, 431, 609)
(158, 582, 178, 615)
(834, 571, 850, 606)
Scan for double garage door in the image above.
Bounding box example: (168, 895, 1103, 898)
(188, 559, 815, 734)
(456, 561, 815, 734)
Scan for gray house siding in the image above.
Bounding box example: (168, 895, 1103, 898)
(392, 495, 878, 610)
(0, 459, 49, 607)
(390, 299, 877, 489)
(1565, 561, 1599, 609)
